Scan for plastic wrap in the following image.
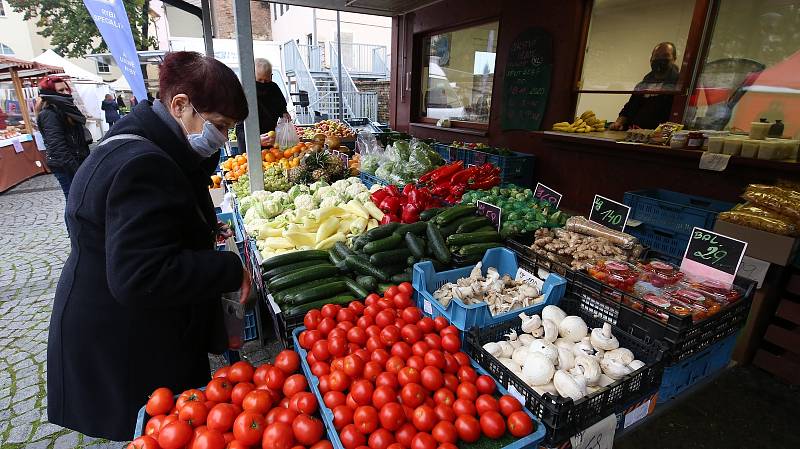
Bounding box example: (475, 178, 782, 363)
(565, 216, 639, 249)
(741, 184, 800, 221)
(358, 131, 385, 175)
(718, 209, 798, 236)
(276, 117, 299, 149)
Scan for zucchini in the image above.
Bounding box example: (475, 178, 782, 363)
(262, 260, 331, 279)
(363, 222, 400, 241)
(329, 250, 344, 265)
(456, 216, 492, 234)
(474, 225, 496, 233)
(333, 242, 354, 259)
(267, 265, 341, 291)
(426, 222, 451, 264)
(344, 278, 370, 299)
(261, 250, 330, 271)
(433, 205, 476, 226)
(404, 232, 427, 259)
(446, 231, 501, 246)
(370, 248, 412, 266)
(284, 294, 355, 316)
(456, 242, 503, 257)
(394, 222, 428, 236)
(419, 208, 444, 221)
(356, 275, 378, 292)
(344, 255, 390, 281)
(390, 270, 413, 284)
(363, 234, 403, 254)
(273, 277, 345, 303)
(285, 280, 349, 305)
(439, 220, 464, 238)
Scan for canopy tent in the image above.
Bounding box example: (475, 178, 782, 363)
(33, 50, 103, 83)
(0, 55, 64, 133)
(110, 76, 131, 92)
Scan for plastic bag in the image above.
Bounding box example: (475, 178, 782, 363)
(276, 117, 299, 149)
(741, 184, 800, 220)
(358, 130, 385, 174)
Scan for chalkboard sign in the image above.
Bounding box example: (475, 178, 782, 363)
(681, 227, 747, 285)
(589, 195, 630, 233)
(534, 182, 562, 207)
(476, 200, 502, 231)
(502, 28, 553, 131)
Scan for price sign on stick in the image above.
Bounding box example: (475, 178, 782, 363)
(534, 182, 562, 207)
(476, 200, 502, 231)
(589, 195, 630, 232)
(681, 227, 747, 288)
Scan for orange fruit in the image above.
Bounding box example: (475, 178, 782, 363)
(284, 149, 293, 158)
(264, 154, 275, 163)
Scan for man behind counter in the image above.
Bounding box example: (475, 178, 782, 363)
(235, 58, 290, 153)
(609, 42, 679, 130)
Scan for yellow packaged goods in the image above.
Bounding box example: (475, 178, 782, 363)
(647, 122, 683, 145)
(718, 203, 798, 236)
(741, 184, 800, 221)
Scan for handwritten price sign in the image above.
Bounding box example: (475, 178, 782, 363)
(589, 195, 630, 232)
(681, 227, 747, 287)
(476, 200, 502, 231)
(534, 182, 562, 207)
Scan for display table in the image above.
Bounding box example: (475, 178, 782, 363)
(0, 134, 48, 192)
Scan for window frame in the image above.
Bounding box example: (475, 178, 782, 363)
(96, 61, 111, 74)
(0, 1, 6, 18)
(412, 17, 502, 131)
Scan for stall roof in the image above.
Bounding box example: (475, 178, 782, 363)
(0, 55, 64, 81)
(85, 50, 167, 66)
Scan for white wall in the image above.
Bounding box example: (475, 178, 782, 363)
(163, 3, 202, 38)
(270, 6, 391, 50)
(0, 0, 38, 59)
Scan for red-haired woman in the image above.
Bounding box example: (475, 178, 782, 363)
(47, 52, 252, 441)
(35, 75, 90, 198)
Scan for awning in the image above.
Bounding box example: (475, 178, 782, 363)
(0, 56, 64, 81)
(84, 50, 167, 66)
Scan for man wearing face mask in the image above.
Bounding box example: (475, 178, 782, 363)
(236, 58, 290, 152)
(609, 42, 680, 130)
(47, 52, 251, 441)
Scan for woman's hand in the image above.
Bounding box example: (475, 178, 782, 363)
(239, 269, 252, 305)
(217, 222, 234, 238)
(260, 132, 275, 147)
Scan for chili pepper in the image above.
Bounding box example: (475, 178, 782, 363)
(468, 175, 500, 190)
(401, 203, 421, 223)
(379, 196, 402, 214)
(429, 161, 464, 183)
(419, 162, 458, 184)
(450, 184, 467, 199)
(450, 167, 479, 185)
(432, 184, 450, 197)
(385, 185, 401, 197)
(371, 189, 389, 205)
(402, 184, 415, 196)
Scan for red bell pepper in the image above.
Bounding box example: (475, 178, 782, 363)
(380, 214, 398, 225)
(379, 196, 402, 214)
(402, 184, 415, 196)
(370, 189, 389, 205)
(385, 185, 401, 197)
(401, 203, 421, 223)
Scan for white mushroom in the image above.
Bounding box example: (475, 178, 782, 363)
(530, 326, 545, 338)
(542, 319, 558, 343)
(604, 348, 634, 365)
(558, 316, 589, 343)
(517, 334, 535, 346)
(628, 360, 646, 371)
(505, 329, 521, 348)
(571, 355, 601, 386)
(598, 374, 616, 387)
(532, 382, 558, 396)
(553, 370, 587, 401)
(483, 342, 502, 357)
(527, 339, 558, 364)
(519, 312, 542, 334)
(556, 346, 575, 371)
(498, 358, 522, 375)
(553, 338, 575, 351)
(498, 341, 515, 359)
(573, 338, 601, 358)
(511, 346, 529, 366)
(590, 323, 620, 351)
(542, 305, 567, 326)
(522, 353, 555, 386)
(600, 357, 632, 380)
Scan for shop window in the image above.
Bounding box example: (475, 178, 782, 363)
(685, 0, 800, 138)
(419, 21, 499, 125)
(0, 43, 13, 55)
(96, 61, 110, 74)
(0, 2, 6, 17)
(575, 0, 695, 128)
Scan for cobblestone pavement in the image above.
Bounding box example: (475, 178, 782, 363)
(1, 175, 279, 449)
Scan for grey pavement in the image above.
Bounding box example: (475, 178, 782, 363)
(1, 175, 279, 449)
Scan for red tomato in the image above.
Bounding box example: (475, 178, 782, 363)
(452, 399, 476, 417)
(307, 352, 319, 365)
(411, 405, 437, 432)
(253, 364, 272, 386)
(386, 356, 406, 374)
(332, 358, 346, 372)
(144, 414, 166, 438)
(394, 423, 418, 448)
(176, 389, 206, 410)
(507, 411, 534, 437)
(311, 361, 331, 377)
(498, 395, 523, 417)
(228, 361, 255, 383)
(367, 336, 385, 352)
(393, 292, 413, 309)
(398, 367, 421, 386)
(293, 414, 324, 446)
(351, 380, 375, 406)
(346, 393, 360, 410)
(339, 321, 356, 332)
(456, 383, 478, 402)
(324, 391, 346, 408)
(272, 408, 299, 426)
(452, 352, 469, 367)
(340, 424, 366, 449)
(454, 415, 481, 443)
(439, 444, 458, 449)
(420, 366, 444, 392)
(385, 286, 400, 298)
(192, 429, 225, 449)
(432, 317, 448, 332)
(372, 385, 397, 409)
(375, 310, 396, 328)
(357, 315, 374, 329)
(379, 402, 406, 431)
(212, 366, 229, 379)
(422, 334, 442, 351)
(158, 421, 193, 449)
(312, 340, 331, 361)
(318, 317, 336, 336)
(275, 350, 301, 374)
(318, 375, 331, 394)
(328, 370, 351, 392)
(178, 401, 208, 426)
(242, 390, 273, 415)
(442, 354, 459, 375)
(390, 341, 413, 360)
(322, 304, 340, 319)
(440, 334, 460, 354)
(127, 435, 159, 449)
(479, 411, 506, 439)
(457, 367, 478, 385)
(398, 282, 413, 295)
(434, 404, 456, 423)
(329, 337, 348, 358)
(365, 293, 381, 305)
(260, 366, 286, 391)
(406, 356, 425, 371)
(347, 327, 368, 345)
(363, 361, 383, 383)
(368, 428, 396, 449)
(378, 298, 395, 310)
(433, 388, 454, 407)
(395, 318, 407, 328)
(410, 432, 437, 449)
(364, 305, 381, 318)
(337, 308, 356, 323)
(305, 310, 322, 330)
(371, 349, 390, 366)
(354, 405, 379, 434)
(146, 388, 174, 416)
(475, 395, 499, 416)
(376, 372, 399, 389)
(293, 391, 318, 414)
(312, 441, 334, 449)
(283, 374, 308, 397)
(399, 325, 423, 344)
(333, 405, 355, 430)
(344, 354, 366, 378)
(206, 404, 236, 433)
(205, 379, 233, 403)
(475, 375, 496, 395)
(431, 421, 457, 444)
(411, 342, 430, 358)
(423, 351, 446, 370)
(349, 301, 366, 315)
(381, 325, 402, 345)
(162, 414, 179, 427)
(417, 318, 435, 334)
(262, 422, 295, 449)
(400, 383, 426, 408)
(401, 307, 422, 324)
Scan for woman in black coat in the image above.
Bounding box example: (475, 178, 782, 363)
(47, 52, 251, 441)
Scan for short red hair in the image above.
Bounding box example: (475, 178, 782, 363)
(159, 51, 248, 122)
(38, 75, 70, 93)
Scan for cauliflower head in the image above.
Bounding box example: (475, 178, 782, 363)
(293, 193, 316, 210)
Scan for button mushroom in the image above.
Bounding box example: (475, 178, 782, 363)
(542, 319, 559, 343)
(558, 316, 589, 343)
(519, 312, 542, 334)
(570, 355, 601, 386)
(590, 323, 620, 351)
(533, 382, 558, 396)
(542, 305, 567, 326)
(553, 370, 587, 401)
(527, 339, 559, 364)
(604, 347, 634, 365)
(556, 346, 575, 371)
(600, 357, 632, 380)
(522, 353, 555, 387)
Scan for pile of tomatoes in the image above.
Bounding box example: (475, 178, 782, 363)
(129, 352, 331, 449)
(297, 283, 536, 449)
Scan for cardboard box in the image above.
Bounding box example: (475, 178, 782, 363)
(713, 220, 799, 266)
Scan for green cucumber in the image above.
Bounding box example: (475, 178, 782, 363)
(439, 220, 464, 238)
(456, 242, 502, 257)
(474, 225, 496, 233)
(404, 232, 426, 259)
(363, 222, 400, 241)
(273, 277, 345, 303)
(446, 231, 501, 246)
(333, 242, 354, 259)
(426, 222, 451, 264)
(285, 280, 349, 305)
(344, 278, 370, 299)
(363, 234, 403, 254)
(433, 205, 477, 226)
(267, 265, 341, 291)
(329, 250, 344, 265)
(370, 248, 412, 266)
(394, 221, 428, 236)
(456, 216, 492, 233)
(261, 250, 330, 271)
(353, 234, 369, 251)
(419, 208, 444, 221)
(344, 255, 390, 281)
(356, 275, 378, 292)
(262, 260, 331, 279)
(390, 270, 413, 284)
(284, 295, 355, 316)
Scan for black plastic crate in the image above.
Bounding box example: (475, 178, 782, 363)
(464, 295, 666, 445)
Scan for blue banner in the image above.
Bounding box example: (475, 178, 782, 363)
(83, 0, 148, 101)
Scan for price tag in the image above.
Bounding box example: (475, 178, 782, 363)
(12, 139, 23, 153)
(681, 227, 748, 288)
(267, 294, 281, 315)
(423, 299, 433, 315)
(737, 255, 770, 288)
(699, 152, 731, 171)
(589, 194, 630, 233)
(534, 182, 562, 207)
(515, 267, 541, 287)
(570, 414, 616, 449)
(33, 132, 46, 151)
(623, 399, 652, 429)
(476, 200, 502, 231)
(506, 384, 526, 406)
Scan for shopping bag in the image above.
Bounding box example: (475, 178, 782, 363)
(276, 117, 299, 149)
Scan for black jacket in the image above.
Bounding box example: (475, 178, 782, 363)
(37, 105, 90, 173)
(619, 66, 680, 129)
(236, 81, 287, 149)
(47, 101, 244, 441)
(101, 99, 121, 123)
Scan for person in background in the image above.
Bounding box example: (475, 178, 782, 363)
(116, 94, 126, 109)
(609, 42, 680, 130)
(35, 76, 90, 198)
(130, 95, 138, 107)
(101, 94, 121, 129)
(47, 51, 251, 441)
(236, 58, 290, 153)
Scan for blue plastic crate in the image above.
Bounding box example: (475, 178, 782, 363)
(657, 332, 738, 404)
(243, 309, 258, 341)
(358, 171, 388, 189)
(433, 142, 456, 162)
(413, 247, 567, 331)
(292, 327, 546, 449)
(623, 189, 734, 236)
(433, 143, 535, 187)
(626, 223, 686, 263)
(217, 211, 245, 255)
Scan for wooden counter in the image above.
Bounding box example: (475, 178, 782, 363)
(0, 137, 48, 192)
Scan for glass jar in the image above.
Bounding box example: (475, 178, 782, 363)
(686, 131, 704, 150)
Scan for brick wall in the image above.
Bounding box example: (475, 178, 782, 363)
(212, 0, 272, 40)
(354, 80, 390, 124)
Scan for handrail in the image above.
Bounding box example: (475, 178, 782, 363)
(296, 44, 324, 71)
(332, 42, 389, 78)
(343, 92, 378, 122)
(282, 40, 321, 118)
(328, 43, 358, 119)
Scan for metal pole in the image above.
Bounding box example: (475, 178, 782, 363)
(336, 11, 344, 120)
(233, 0, 264, 192)
(201, 0, 215, 57)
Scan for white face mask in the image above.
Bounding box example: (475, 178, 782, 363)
(179, 103, 227, 158)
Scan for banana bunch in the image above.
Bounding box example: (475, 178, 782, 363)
(552, 110, 606, 133)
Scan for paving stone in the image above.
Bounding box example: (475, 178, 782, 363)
(54, 431, 80, 449)
(31, 421, 63, 441)
(6, 422, 33, 443)
(23, 439, 51, 449)
(14, 385, 39, 402)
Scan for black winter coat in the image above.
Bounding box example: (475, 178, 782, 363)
(37, 105, 90, 173)
(47, 101, 243, 441)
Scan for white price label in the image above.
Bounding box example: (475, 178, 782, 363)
(571, 414, 616, 449)
(507, 384, 526, 406)
(12, 139, 23, 153)
(699, 152, 731, 171)
(423, 299, 433, 315)
(623, 399, 652, 429)
(515, 268, 538, 284)
(268, 294, 281, 314)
